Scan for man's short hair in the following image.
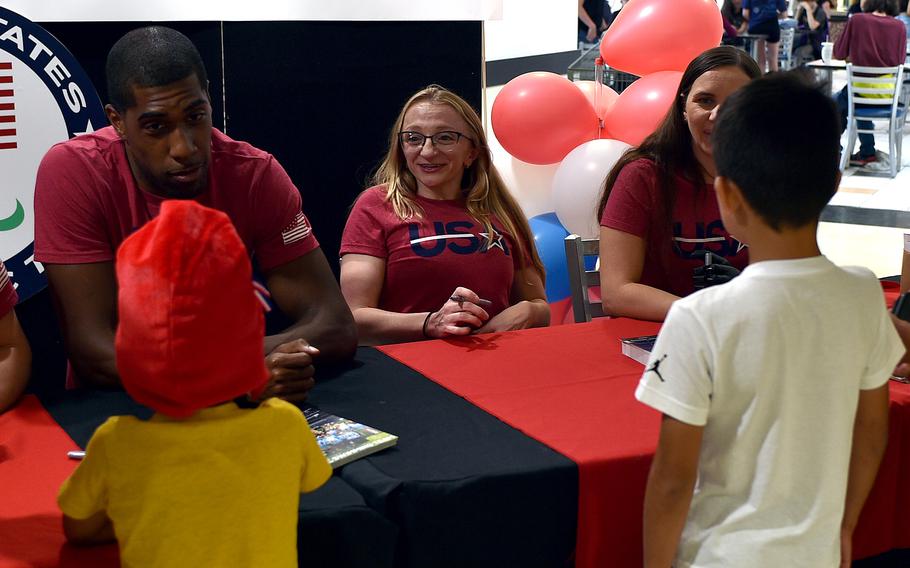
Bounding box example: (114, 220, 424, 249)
(864, 0, 900, 15)
(713, 71, 840, 231)
(105, 26, 208, 112)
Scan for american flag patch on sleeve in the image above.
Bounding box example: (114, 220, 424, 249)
(281, 211, 312, 245)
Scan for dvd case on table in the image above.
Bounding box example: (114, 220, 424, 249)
(620, 335, 657, 366)
(303, 406, 398, 468)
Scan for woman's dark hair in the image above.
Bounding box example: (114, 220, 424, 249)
(596, 46, 762, 222)
(864, 0, 900, 15)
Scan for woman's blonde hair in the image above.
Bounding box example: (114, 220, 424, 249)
(373, 85, 545, 281)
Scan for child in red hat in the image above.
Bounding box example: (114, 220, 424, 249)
(57, 200, 332, 566)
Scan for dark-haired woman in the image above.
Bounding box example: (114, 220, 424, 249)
(597, 47, 762, 321)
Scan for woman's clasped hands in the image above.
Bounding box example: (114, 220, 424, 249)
(423, 287, 490, 338)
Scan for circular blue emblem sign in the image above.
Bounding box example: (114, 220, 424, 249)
(0, 8, 106, 302)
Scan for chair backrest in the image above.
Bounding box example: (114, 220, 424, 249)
(564, 234, 604, 323)
(846, 63, 905, 123)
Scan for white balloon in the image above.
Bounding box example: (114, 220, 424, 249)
(494, 154, 559, 220)
(552, 139, 631, 239)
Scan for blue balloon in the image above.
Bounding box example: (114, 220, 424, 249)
(529, 212, 571, 302)
(584, 254, 599, 272)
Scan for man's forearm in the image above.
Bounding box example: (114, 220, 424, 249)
(67, 335, 122, 388)
(265, 309, 357, 362)
(71, 355, 121, 388)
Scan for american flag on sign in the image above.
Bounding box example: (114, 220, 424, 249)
(0, 262, 10, 291)
(281, 211, 312, 245)
(0, 61, 14, 151)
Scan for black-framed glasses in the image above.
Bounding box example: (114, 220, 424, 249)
(399, 130, 471, 149)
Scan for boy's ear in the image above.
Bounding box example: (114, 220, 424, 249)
(715, 176, 749, 228)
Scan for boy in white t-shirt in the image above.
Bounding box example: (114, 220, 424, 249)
(637, 73, 904, 568)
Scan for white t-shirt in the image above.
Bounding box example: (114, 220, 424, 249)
(635, 256, 904, 568)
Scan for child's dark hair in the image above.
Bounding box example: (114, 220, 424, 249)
(713, 71, 840, 231)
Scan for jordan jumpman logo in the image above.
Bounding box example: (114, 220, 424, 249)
(646, 354, 668, 382)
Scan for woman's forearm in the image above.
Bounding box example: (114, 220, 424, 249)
(352, 308, 430, 346)
(601, 282, 679, 322)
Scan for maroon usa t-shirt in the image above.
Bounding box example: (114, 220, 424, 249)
(340, 186, 522, 317)
(34, 126, 318, 272)
(600, 158, 748, 297)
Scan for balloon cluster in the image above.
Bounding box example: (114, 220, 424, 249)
(492, 0, 722, 313)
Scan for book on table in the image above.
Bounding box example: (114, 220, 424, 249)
(620, 335, 657, 366)
(302, 406, 398, 468)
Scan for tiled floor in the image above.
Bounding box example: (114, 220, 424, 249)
(821, 76, 910, 277)
(484, 77, 910, 279)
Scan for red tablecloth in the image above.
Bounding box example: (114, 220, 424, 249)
(0, 395, 118, 567)
(380, 318, 910, 568)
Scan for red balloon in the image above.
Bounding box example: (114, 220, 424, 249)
(600, 0, 722, 76)
(574, 80, 619, 120)
(603, 71, 682, 147)
(492, 72, 599, 165)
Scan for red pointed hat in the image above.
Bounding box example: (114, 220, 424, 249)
(114, 200, 268, 418)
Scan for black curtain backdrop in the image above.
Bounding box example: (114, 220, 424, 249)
(26, 20, 482, 392)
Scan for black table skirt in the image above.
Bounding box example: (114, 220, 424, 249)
(39, 347, 577, 568)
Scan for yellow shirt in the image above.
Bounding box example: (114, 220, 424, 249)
(58, 399, 332, 568)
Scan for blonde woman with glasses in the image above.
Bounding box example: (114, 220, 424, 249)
(340, 85, 548, 345)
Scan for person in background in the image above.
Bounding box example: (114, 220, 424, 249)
(579, 0, 607, 47)
(744, 0, 788, 72)
(834, 0, 906, 170)
(597, 47, 761, 322)
(796, 0, 829, 59)
(849, 0, 864, 15)
(723, 0, 750, 34)
(0, 260, 30, 413)
(639, 72, 902, 568)
(33, 26, 357, 401)
(57, 201, 332, 566)
(898, 0, 910, 36)
(340, 85, 548, 345)
(722, 14, 744, 43)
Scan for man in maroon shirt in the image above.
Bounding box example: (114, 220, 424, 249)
(33, 27, 356, 400)
(834, 0, 907, 169)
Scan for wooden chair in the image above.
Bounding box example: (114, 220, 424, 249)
(564, 234, 604, 323)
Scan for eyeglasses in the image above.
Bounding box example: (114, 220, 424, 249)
(399, 130, 471, 150)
